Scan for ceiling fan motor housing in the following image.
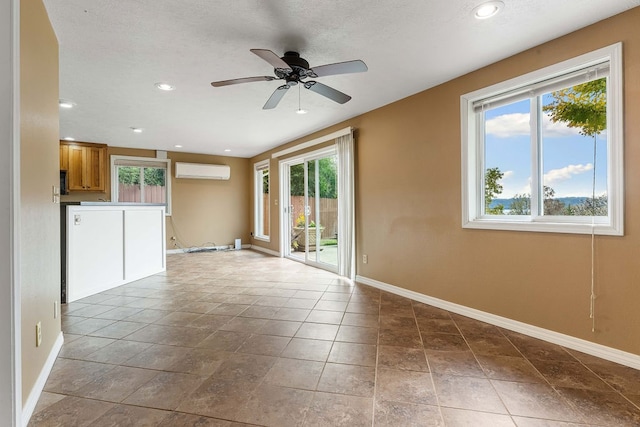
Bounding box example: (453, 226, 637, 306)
(276, 51, 311, 84)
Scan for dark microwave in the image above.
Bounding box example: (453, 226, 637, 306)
(60, 170, 68, 195)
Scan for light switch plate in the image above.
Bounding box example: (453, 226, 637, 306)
(36, 322, 42, 347)
(52, 185, 60, 204)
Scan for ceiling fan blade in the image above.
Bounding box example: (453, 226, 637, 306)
(250, 49, 292, 72)
(263, 85, 290, 109)
(304, 81, 351, 104)
(309, 60, 368, 78)
(211, 76, 276, 87)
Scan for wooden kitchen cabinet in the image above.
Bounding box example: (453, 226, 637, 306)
(60, 144, 69, 170)
(60, 141, 107, 192)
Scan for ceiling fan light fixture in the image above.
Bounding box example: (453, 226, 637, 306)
(155, 82, 175, 91)
(296, 85, 307, 115)
(473, 1, 504, 19)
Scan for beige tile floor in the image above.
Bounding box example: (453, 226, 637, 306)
(29, 250, 640, 426)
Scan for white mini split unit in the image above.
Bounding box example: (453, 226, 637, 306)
(175, 162, 231, 180)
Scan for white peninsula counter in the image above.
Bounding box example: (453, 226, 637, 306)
(63, 203, 166, 303)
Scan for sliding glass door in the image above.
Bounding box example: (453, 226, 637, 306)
(282, 149, 339, 272)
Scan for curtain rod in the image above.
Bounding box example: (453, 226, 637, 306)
(271, 127, 353, 159)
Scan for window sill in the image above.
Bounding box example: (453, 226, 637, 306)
(463, 218, 622, 236)
(253, 236, 270, 243)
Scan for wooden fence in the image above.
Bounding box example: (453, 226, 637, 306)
(119, 184, 166, 203)
(286, 195, 338, 239)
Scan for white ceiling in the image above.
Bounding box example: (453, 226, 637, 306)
(43, 0, 639, 158)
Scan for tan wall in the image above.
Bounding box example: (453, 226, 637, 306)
(168, 152, 250, 250)
(251, 8, 640, 356)
(62, 146, 251, 249)
(20, 0, 61, 404)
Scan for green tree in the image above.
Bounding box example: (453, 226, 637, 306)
(542, 186, 566, 215)
(509, 186, 565, 216)
(485, 167, 504, 215)
(289, 158, 337, 199)
(144, 167, 165, 186)
(569, 195, 608, 216)
(542, 78, 606, 137)
(509, 193, 530, 215)
(262, 172, 269, 194)
(118, 166, 141, 185)
(542, 77, 607, 216)
(118, 166, 165, 186)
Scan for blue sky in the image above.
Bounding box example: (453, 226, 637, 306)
(484, 96, 607, 199)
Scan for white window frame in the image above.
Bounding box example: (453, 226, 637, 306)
(110, 155, 172, 215)
(254, 159, 270, 241)
(461, 43, 623, 236)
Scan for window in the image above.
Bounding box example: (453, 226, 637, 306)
(461, 43, 623, 235)
(111, 155, 172, 215)
(254, 159, 270, 240)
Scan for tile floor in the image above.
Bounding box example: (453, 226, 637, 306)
(30, 250, 640, 426)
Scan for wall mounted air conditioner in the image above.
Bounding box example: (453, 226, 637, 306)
(175, 162, 231, 180)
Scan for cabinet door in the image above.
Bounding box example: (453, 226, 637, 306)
(67, 145, 85, 190)
(60, 144, 69, 170)
(84, 146, 105, 191)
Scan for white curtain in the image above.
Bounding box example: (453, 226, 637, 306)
(336, 132, 355, 280)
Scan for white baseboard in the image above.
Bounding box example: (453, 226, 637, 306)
(250, 245, 280, 257)
(356, 275, 640, 370)
(167, 244, 277, 255)
(167, 245, 234, 255)
(22, 331, 64, 427)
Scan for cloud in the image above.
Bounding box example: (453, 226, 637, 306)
(497, 170, 530, 198)
(486, 112, 581, 138)
(486, 113, 529, 137)
(543, 163, 593, 186)
(542, 114, 583, 137)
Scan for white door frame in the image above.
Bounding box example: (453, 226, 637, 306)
(279, 146, 339, 272)
(2, 0, 22, 425)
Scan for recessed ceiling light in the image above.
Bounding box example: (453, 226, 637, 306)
(63, 137, 75, 141)
(473, 1, 504, 19)
(155, 82, 175, 91)
(224, 149, 231, 152)
(59, 99, 75, 108)
(174, 144, 183, 148)
(130, 127, 143, 133)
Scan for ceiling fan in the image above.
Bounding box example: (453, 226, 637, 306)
(211, 49, 368, 110)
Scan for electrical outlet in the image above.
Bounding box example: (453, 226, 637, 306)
(36, 322, 42, 347)
(362, 254, 368, 264)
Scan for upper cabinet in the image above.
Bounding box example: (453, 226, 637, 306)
(60, 141, 107, 192)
